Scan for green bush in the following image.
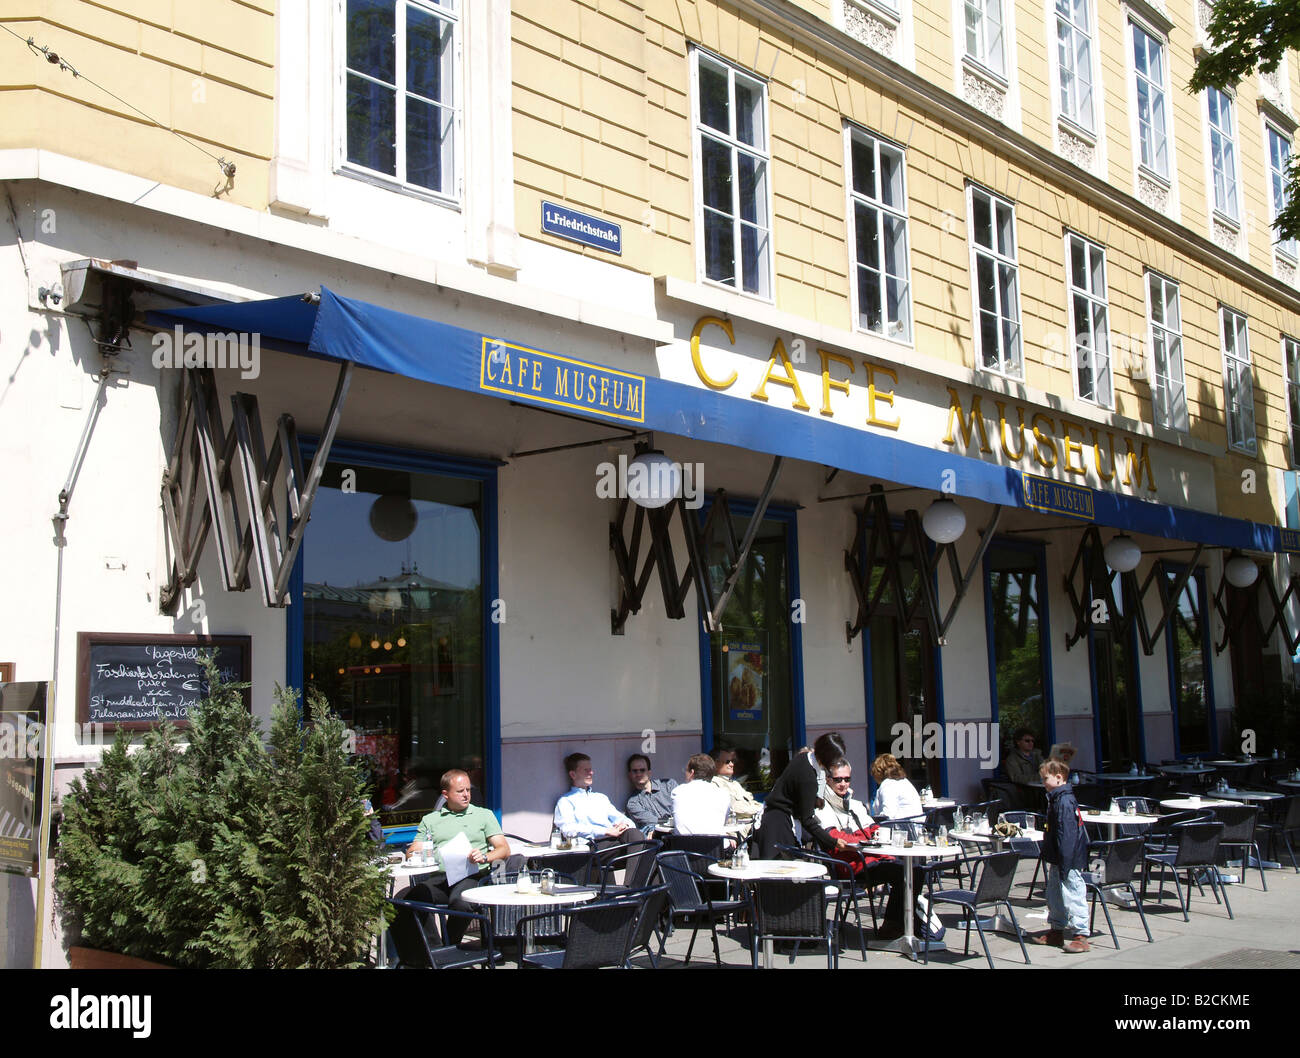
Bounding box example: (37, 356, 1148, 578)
(54, 660, 387, 968)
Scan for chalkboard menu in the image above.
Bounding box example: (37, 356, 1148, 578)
(76, 633, 252, 731)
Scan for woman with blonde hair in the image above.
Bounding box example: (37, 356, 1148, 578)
(870, 753, 923, 819)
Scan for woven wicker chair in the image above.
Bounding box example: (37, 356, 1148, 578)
(514, 891, 648, 969)
(1142, 821, 1233, 922)
(656, 851, 752, 966)
(1082, 837, 1153, 947)
(923, 850, 1030, 969)
(751, 878, 840, 969)
(1212, 803, 1266, 891)
(386, 897, 498, 969)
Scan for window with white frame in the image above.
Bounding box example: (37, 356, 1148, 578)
(1221, 307, 1256, 453)
(695, 51, 771, 298)
(1132, 22, 1168, 179)
(1207, 87, 1239, 221)
(850, 129, 912, 341)
(343, 0, 459, 198)
(969, 187, 1022, 376)
(1067, 233, 1112, 406)
(1268, 124, 1297, 259)
(1055, 0, 1094, 130)
(1147, 273, 1186, 431)
(964, 0, 1005, 75)
(1285, 336, 1300, 466)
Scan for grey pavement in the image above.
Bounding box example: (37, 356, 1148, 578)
(639, 857, 1300, 970)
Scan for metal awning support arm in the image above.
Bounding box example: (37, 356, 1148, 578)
(936, 505, 1004, 641)
(708, 456, 783, 630)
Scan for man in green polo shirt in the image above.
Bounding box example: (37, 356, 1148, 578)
(406, 769, 509, 943)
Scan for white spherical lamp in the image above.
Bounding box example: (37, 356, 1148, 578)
(1103, 534, 1141, 573)
(1224, 553, 1259, 589)
(921, 498, 966, 543)
(627, 450, 680, 509)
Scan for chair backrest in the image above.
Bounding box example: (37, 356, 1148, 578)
(752, 879, 828, 939)
(655, 851, 709, 911)
(386, 897, 438, 968)
(961, 798, 1005, 824)
(625, 885, 671, 958)
(528, 849, 594, 884)
(971, 851, 1019, 904)
(1114, 796, 1153, 814)
(1211, 803, 1258, 842)
(1284, 795, 1300, 828)
(1172, 822, 1224, 867)
(1000, 810, 1042, 830)
(778, 844, 857, 883)
(596, 839, 664, 893)
(558, 896, 646, 969)
(663, 833, 727, 859)
(1094, 836, 1144, 886)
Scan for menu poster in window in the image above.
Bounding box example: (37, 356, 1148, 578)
(77, 633, 251, 732)
(0, 682, 47, 877)
(726, 640, 765, 722)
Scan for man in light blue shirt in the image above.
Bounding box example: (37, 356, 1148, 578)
(554, 752, 648, 855)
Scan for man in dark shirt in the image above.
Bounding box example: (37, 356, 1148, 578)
(624, 753, 677, 833)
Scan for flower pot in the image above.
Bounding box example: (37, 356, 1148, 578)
(67, 946, 172, 970)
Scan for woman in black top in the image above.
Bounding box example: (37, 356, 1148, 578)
(756, 732, 849, 859)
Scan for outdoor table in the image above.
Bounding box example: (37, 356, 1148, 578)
(1274, 779, 1300, 789)
(461, 882, 598, 956)
(1155, 764, 1214, 777)
(1215, 788, 1282, 803)
(840, 842, 961, 959)
(951, 827, 1043, 844)
(1159, 797, 1232, 811)
(1080, 810, 1158, 841)
(708, 859, 827, 968)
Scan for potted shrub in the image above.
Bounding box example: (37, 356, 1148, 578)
(55, 662, 388, 968)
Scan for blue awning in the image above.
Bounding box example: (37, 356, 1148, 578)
(150, 287, 1290, 554)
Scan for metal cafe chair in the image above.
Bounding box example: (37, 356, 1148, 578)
(778, 844, 871, 962)
(1141, 821, 1233, 922)
(751, 877, 842, 969)
(655, 851, 753, 967)
(623, 884, 673, 968)
(594, 838, 664, 897)
(1257, 795, 1300, 872)
(1212, 803, 1267, 891)
(1082, 837, 1153, 948)
(386, 897, 499, 969)
(513, 890, 650, 969)
(1000, 810, 1045, 899)
(922, 850, 1030, 969)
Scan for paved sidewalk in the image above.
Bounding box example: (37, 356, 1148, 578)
(643, 859, 1300, 970)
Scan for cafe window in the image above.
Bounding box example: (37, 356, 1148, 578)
(342, 0, 459, 199)
(1067, 231, 1112, 408)
(700, 504, 803, 793)
(1088, 565, 1144, 770)
(969, 185, 1022, 378)
(1131, 21, 1168, 180)
(983, 540, 1052, 747)
(1164, 564, 1215, 757)
(1221, 306, 1256, 454)
(1207, 87, 1239, 222)
(1147, 271, 1187, 432)
(848, 126, 912, 342)
(1055, 0, 1094, 131)
(693, 49, 771, 298)
(296, 443, 497, 819)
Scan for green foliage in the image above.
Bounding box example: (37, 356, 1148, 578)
(55, 658, 387, 968)
(1189, 0, 1300, 242)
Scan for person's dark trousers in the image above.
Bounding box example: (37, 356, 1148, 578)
(864, 861, 926, 926)
(756, 810, 798, 859)
(592, 828, 650, 884)
(421, 872, 488, 944)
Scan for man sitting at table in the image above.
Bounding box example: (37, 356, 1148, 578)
(671, 754, 732, 835)
(1004, 728, 1044, 785)
(625, 753, 677, 833)
(554, 752, 649, 853)
(407, 769, 511, 943)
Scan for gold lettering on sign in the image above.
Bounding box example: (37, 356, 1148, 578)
(1121, 437, 1158, 492)
(1031, 414, 1057, 469)
(1091, 428, 1115, 482)
(1061, 420, 1087, 476)
(751, 337, 811, 411)
(690, 316, 739, 390)
(865, 362, 900, 430)
(943, 388, 993, 453)
(818, 348, 854, 417)
(994, 401, 1026, 461)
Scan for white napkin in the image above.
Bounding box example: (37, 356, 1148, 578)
(439, 832, 475, 885)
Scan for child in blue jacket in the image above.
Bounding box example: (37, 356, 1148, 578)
(1031, 758, 1091, 952)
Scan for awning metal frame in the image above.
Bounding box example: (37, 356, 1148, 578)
(843, 485, 1003, 647)
(1210, 564, 1300, 655)
(610, 455, 784, 634)
(160, 361, 353, 613)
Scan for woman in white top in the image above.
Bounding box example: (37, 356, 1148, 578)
(869, 753, 924, 819)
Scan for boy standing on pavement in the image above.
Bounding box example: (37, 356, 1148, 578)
(1030, 758, 1092, 953)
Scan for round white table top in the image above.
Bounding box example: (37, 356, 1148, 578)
(1156, 764, 1214, 775)
(461, 883, 598, 908)
(921, 799, 957, 809)
(854, 842, 963, 859)
(707, 859, 826, 881)
(1082, 811, 1158, 825)
(1093, 773, 1157, 780)
(509, 841, 591, 858)
(1215, 789, 1282, 802)
(1277, 779, 1300, 788)
(1160, 797, 1232, 810)
(952, 828, 1044, 842)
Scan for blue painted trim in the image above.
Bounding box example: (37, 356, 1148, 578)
(694, 497, 806, 767)
(288, 435, 502, 816)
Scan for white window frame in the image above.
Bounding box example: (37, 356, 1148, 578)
(1130, 19, 1169, 181)
(1284, 335, 1300, 468)
(846, 126, 913, 344)
(1221, 307, 1256, 455)
(1055, 0, 1095, 132)
(1145, 271, 1187, 432)
(335, 0, 463, 205)
(690, 48, 773, 301)
(963, 0, 1005, 77)
(968, 184, 1023, 379)
(1065, 231, 1112, 408)
(1206, 86, 1240, 224)
(1266, 122, 1298, 261)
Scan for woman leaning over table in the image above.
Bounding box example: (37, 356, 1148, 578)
(756, 732, 849, 859)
